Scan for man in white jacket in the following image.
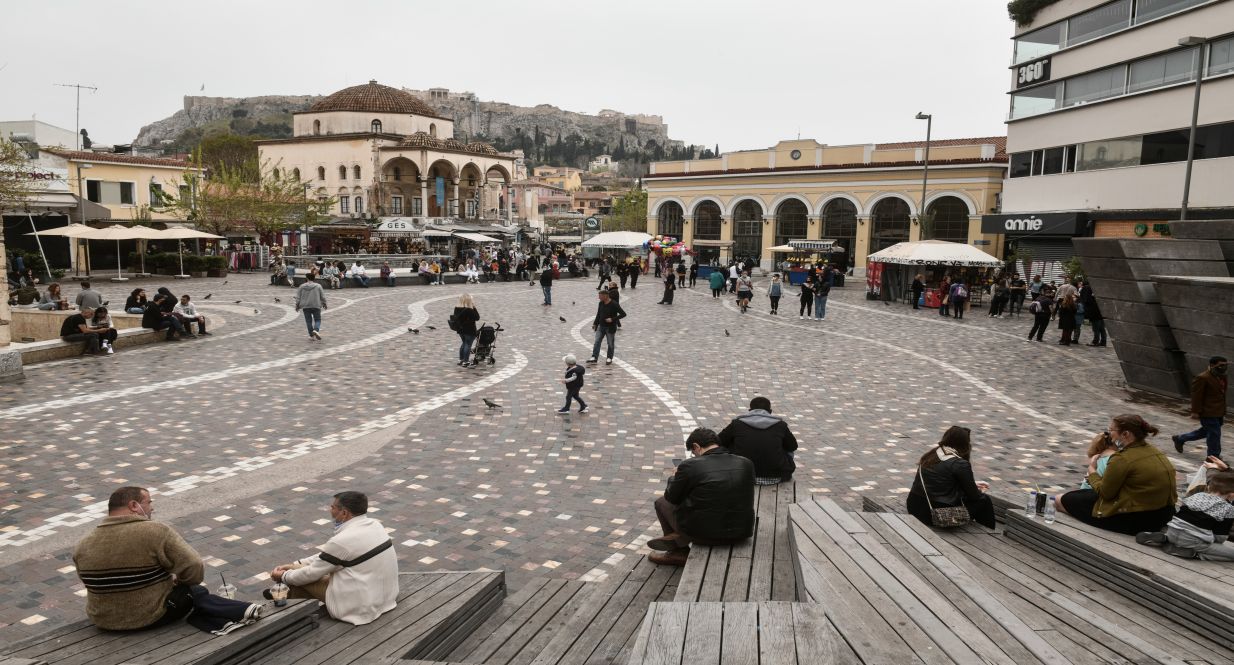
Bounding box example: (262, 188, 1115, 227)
(268, 491, 398, 625)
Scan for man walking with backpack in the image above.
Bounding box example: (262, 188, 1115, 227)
(949, 279, 969, 320)
(1027, 292, 1054, 341)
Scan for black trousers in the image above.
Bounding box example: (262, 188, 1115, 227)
(799, 299, 812, 316)
(661, 288, 674, 304)
(906, 492, 996, 529)
(1059, 489, 1175, 536)
(912, 290, 923, 309)
(769, 295, 781, 312)
(62, 332, 100, 354)
(1028, 312, 1050, 340)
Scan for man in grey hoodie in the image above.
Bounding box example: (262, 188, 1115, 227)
(718, 397, 798, 484)
(295, 273, 327, 341)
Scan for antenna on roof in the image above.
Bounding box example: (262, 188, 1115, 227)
(55, 82, 98, 151)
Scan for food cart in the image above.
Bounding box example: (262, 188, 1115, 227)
(865, 240, 1003, 306)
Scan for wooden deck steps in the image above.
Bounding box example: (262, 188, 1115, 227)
(261, 570, 505, 665)
(441, 555, 680, 665)
(0, 598, 319, 665)
(1005, 508, 1234, 651)
(673, 482, 797, 603)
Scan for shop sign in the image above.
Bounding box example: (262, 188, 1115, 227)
(1015, 57, 1051, 89)
(981, 212, 1085, 235)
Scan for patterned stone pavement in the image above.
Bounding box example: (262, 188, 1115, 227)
(0, 271, 1206, 639)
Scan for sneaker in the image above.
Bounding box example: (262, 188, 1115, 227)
(242, 603, 265, 622)
(105, 345, 114, 355)
(1173, 435, 1185, 454)
(585, 357, 598, 364)
(579, 406, 589, 414)
(605, 358, 612, 365)
(799, 315, 804, 319)
(1136, 531, 1167, 546)
(556, 407, 570, 414)
(199, 331, 213, 336)
(311, 330, 321, 340)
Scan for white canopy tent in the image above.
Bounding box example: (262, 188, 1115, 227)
(866, 240, 1002, 267)
(580, 231, 652, 249)
(454, 231, 503, 244)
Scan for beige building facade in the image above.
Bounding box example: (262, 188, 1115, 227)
(257, 81, 516, 224)
(644, 138, 1007, 271)
(39, 149, 197, 222)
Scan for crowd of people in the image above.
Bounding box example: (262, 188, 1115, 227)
(28, 282, 214, 355)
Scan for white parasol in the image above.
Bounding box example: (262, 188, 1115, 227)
(152, 227, 225, 278)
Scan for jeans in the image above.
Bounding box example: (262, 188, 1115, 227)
(1090, 319, 1107, 345)
(62, 332, 100, 354)
(354, 275, 369, 288)
(152, 317, 185, 340)
(1179, 417, 1224, 458)
(1011, 292, 1025, 314)
(591, 326, 616, 360)
(127, 307, 145, 314)
(459, 334, 476, 363)
(542, 286, 552, 305)
(813, 295, 828, 319)
(952, 298, 965, 319)
(712, 288, 722, 298)
(37, 302, 57, 311)
(302, 307, 321, 335)
(912, 290, 922, 309)
(562, 387, 586, 411)
(384, 276, 396, 287)
(629, 272, 638, 289)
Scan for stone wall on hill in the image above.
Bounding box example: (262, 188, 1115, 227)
(135, 95, 321, 146)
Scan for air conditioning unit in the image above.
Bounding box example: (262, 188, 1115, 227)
(350, 213, 358, 219)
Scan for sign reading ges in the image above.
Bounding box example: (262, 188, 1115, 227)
(1015, 57, 1052, 89)
(981, 212, 1086, 236)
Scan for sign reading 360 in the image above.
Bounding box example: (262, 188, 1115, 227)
(1016, 58, 1051, 89)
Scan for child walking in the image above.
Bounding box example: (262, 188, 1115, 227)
(558, 354, 588, 414)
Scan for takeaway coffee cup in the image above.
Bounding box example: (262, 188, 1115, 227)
(217, 583, 236, 600)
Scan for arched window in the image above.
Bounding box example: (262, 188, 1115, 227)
(926, 196, 971, 243)
(371, 119, 382, 133)
(338, 165, 347, 180)
(354, 196, 363, 214)
(732, 199, 764, 261)
(292, 168, 301, 181)
(822, 198, 858, 269)
(313, 119, 321, 135)
(656, 201, 684, 238)
(429, 123, 437, 138)
(353, 165, 361, 180)
(871, 198, 911, 253)
(272, 167, 281, 180)
(693, 201, 721, 240)
(774, 199, 808, 248)
(317, 166, 325, 181)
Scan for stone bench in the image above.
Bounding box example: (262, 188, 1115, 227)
(12, 326, 174, 364)
(10, 308, 144, 343)
(289, 270, 594, 288)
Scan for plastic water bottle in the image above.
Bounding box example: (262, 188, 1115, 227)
(1043, 496, 1057, 524)
(1025, 491, 1038, 518)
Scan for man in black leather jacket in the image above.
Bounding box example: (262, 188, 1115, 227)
(647, 428, 755, 566)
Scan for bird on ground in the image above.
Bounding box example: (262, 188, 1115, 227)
(233, 300, 242, 304)
(204, 294, 212, 300)
(572, 301, 575, 305)
(222, 280, 228, 285)
(274, 297, 281, 303)
(558, 316, 566, 322)
(425, 325, 436, 330)
(482, 399, 502, 409)
(724, 329, 730, 337)
(408, 328, 419, 334)
(253, 308, 259, 314)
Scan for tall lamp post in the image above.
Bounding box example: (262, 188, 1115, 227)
(1178, 36, 1209, 221)
(75, 163, 93, 276)
(915, 112, 932, 238)
(303, 183, 312, 256)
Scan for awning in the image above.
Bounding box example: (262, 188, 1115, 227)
(788, 239, 845, 251)
(548, 235, 583, 243)
(692, 239, 734, 247)
(866, 239, 1002, 267)
(422, 229, 452, 237)
(581, 231, 652, 249)
(454, 232, 502, 243)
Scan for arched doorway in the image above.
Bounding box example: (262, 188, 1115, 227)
(870, 197, 911, 253)
(426, 160, 457, 217)
(657, 201, 684, 238)
(774, 199, 807, 248)
(693, 201, 722, 264)
(926, 196, 971, 243)
(459, 163, 484, 219)
(822, 198, 858, 269)
(732, 199, 763, 263)
(381, 157, 420, 216)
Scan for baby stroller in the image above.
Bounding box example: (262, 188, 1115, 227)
(471, 322, 503, 365)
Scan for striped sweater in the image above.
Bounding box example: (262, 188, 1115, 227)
(73, 515, 205, 630)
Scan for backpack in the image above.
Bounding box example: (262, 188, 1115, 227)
(1028, 300, 1042, 314)
(955, 286, 968, 299)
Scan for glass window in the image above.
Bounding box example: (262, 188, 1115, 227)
(656, 201, 684, 237)
(1209, 37, 1234, 77)
(412, 197, 423, 216)
(1063, 66, 1125, 106)
(317, 166, 326, 180)
(371, 119, 382, 133)
(339, 165, 347, 179)
(693, 201, 722, 240)
(1065, 145, 1078, 172)
(1042, 147, 1065, 174)
(1031, 150, 1044, 176)
(1077, 138, 1141, 170)
(1141, 129, 1190, 165)
(340, 196, 349, 214)
(119, 182, 135, 205)
(1014, 22, 1065, 64)
(86, 179, 101, 202)
(1128, 48, 1196, 93)
(353, 165, 361, 179)
(1135, 0, 1205, 24)
(1011, 82, 1062, 119)
(355, 197, 363, 214)
(774, 199, 808, 248)
(391, 196, 403, 215)
(926, 197, 970, 243)
(1066, 0, 1131, 47)
(1010, 152, 1033, 178)
(1195, 121, 1234, 160)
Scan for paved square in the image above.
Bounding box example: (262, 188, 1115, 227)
(0, 272, 1202, 639)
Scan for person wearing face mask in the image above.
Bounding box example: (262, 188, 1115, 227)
(1173, 356, 1229, 459)
(1055, 414, 1178, 535)
(267, 491, 399, 625)
(73, 486, 263, 632)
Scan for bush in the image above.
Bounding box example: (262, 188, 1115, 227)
(1007, 0, 1061, 26)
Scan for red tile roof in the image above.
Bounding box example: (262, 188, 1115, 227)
(305, 80, 448, 120)
(876, 136, 1007, 156)
(43, 148, 193, 168)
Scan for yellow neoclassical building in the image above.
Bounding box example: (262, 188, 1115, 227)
(644, 138, 1008, 271)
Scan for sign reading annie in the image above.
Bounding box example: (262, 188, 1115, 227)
(981, 212, 1086, 236)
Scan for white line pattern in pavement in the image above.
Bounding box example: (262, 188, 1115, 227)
(0, 346, 529, 549)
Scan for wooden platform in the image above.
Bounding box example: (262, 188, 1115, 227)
(624, 602, 858, 665)
(0, 598, 318, 665)
(262, 570, 504, 665)
(1006, 508, 1234, 651)
(442, 555, 679, 665)
(673, 482, 797, 603)
(791, 497, 1234, 664)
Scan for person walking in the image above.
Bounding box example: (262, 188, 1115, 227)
(1027, 292, 1054, 342)
(658, 270, 676, 305)
(708, 267, 726, 299)
(294, 273, 327, 341)
(617, 261, 629, 290)
(452, 294, 481, 367)
(628, 258, 640, 290)
(1173, 356, 1229, 459)
(949, 279, 968, 320)
(539, 266, 554, 306)
(557, 354, 588, 414)
(728, 262, 740, 294)
(735, 271, 753, 313)
(938, 276, 951, 317)
(1056, 292, 1077, 346)
(597, 259, 611, 291)
(588, 290, 626, 365)
(798, 276, 815, 319)
(767, 273, 783, 315)
(675, 261, 687, 288)
(1081, 283, 1107, 346)
(813, 271, 831, 321)
(911, 274, 924, 310)
(689, 262, 699, 288)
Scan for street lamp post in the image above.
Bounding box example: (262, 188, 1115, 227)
(75, 162, 93, 277)
(303, 184, 312, 256)
(1178, 36, 1209, 221)
(915, 112, 932, 238)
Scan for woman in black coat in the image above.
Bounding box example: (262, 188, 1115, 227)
(798, 277, 815, 319)
(911, 274, 924, 310)
(658, 271, 675, 305)
(906, 426, 995, 529)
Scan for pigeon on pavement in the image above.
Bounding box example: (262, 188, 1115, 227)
(408, 328, 419, 334)
(559, 316, 566, 322)
(724, 329, 730, 337)
(482, 398, 502, 409)
(274, 297, 281, 303)
(204, 294, 212, 300)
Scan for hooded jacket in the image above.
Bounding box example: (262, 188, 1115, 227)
(719, 409, 799, 480)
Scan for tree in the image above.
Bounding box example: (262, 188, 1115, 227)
(609, 188, 648, 233)
(198, 134, 258, 181)
(0, 137, 38, 214)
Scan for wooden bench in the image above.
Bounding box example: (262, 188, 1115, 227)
(440, 554, 679, 665)
(261, 570, 504, 665)
(1005, 508, 1234, 651)
(673, 482, 797, 603)
(624, 601, 857, 665)
(793, 496, 1232, 664)
(0, 598, 318, 665)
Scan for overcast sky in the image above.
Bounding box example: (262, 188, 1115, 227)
(3, 0, 1016, 151)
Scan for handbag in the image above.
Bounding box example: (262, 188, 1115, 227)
(918, 467, 971, 528)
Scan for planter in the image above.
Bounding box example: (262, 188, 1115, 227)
(207, 269, 226, 278)
(190, 271, 206, 278)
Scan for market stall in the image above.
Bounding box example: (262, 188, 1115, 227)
(769, 240, 847, 284)
(865, 240, 1002, 305)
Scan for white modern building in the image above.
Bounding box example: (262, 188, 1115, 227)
(0, 120, 78, 149)
(989, 0, 1234, 273)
